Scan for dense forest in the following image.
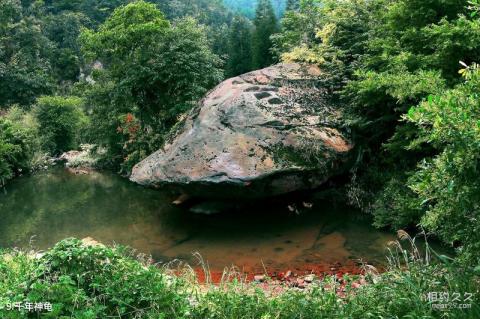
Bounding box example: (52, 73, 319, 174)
(273, 0, 480, 265)
(1, 0, 480, 317)
(0, 0, 282, 178)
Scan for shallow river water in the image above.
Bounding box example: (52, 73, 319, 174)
(0, 168, 399, 275)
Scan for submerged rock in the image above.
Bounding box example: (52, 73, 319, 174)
(189, 201, 238, 215)
(81, 237, 104, 247)
(59, 144, 102, 169)
(131, 63, 353, 198)
(66, 167, 92, 175)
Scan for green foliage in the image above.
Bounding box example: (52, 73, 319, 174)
(286, 0, 299, 11)
(0, 238, 478, 318)
(80, 1, 171, 68)
(0, 115, 34, 186)
(252, 0, 279, 69)
(272, 0, 323, 61)
(0, 239, 190, 318)
(193, 266, 479, 319)
(275, 0, 479, 106)
(371, 175, 424, 230)
(154, 0, 233, 58)
(0, 0, 54, 107)
(43, 0, 127, 25)
(42, 11, 89, 84)
(40, 0, 130, 86)
(345, 68, 446, 145)
(34, 96, 86, 155)
(80, 1, 223, 173)
(402, 66, 480, 265)
(355, 4, 480, 265)
(275, 0, 480, 266)
(226, 15, 253, 77)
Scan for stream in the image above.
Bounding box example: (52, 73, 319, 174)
(0, 167, 400, 276)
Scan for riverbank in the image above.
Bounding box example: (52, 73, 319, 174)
(192, 260, 365, 286)
(0, 238, 477, 318)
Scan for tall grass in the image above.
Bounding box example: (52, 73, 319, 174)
(192, 230, 480, 319)
(0, 234, 478, 318)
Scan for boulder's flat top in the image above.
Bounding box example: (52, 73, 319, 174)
(130, 63, 353, 198)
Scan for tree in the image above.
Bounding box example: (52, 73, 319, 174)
(273, 0, 480, 263)
(286, 0, 299, 11)
(152, 0, 234, 58)
(0, 0, 54, 108)
(43, 11, 89, 84)
(226, 15, 253, 77)
(34, 96, 86, 155)
(272, 0, 285, 17)
(43, 0, 127, 25)
(0, 116, 34, 186)
(252, 0, 279, 69)
(404, 64, 480, 264)
(80, 1, 223, 172)
(271, 0, 323, 61)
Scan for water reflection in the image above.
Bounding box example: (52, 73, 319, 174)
(0, 168, 398, 273)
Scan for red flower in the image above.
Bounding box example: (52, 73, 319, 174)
(125, 113, 135, 123)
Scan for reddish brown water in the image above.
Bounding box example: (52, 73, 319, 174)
(0, 168, 398, 278)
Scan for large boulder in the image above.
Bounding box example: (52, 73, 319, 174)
(130, 63, 353, 198)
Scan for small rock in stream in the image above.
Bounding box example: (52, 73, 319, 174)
(172, 194, 190, 205)
(304, 274, 315, 283)
(189, 201, 237, 215)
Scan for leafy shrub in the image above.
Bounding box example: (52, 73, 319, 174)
(0, 0, 54, 108)
(80, 1, 222, 173)
(0, 112, 35, 186)
(275, 0, 480, 264)
(34, 96, 87, 155)
(0, 239, 190, 318)
(0, 237, 478, 319)
(403, 65, 480, 265)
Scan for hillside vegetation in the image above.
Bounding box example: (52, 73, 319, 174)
(1, 0, 480, 317)
(0, 237, 478, 318)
